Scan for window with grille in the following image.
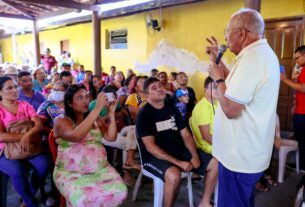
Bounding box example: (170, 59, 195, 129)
(106, 29, 128, 49)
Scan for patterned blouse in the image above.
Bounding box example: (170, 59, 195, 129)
(37, 100, 64, 129)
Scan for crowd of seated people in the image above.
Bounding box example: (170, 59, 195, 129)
(0, 61, 286, 207)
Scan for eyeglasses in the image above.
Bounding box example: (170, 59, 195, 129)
(224, 27, 251, 36)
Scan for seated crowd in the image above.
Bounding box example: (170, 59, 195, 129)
(0, 62, 282, 207)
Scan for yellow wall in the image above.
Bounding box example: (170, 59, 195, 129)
(1, 37, 13, 63)
(147, 0, 243, 63)
(39, 23, 93, 70)
(261, 0, 305, 19)
(101, 14, 147, 73)
(0, 0, 304, 99)
(15, 33, 34, 65)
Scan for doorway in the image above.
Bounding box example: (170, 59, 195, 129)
(60, 39, 70, 54)
(265, 16, 305, 130)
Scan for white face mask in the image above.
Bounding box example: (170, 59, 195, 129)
(48, 91, 65, 102)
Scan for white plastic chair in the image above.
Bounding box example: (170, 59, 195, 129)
(132, 136, 194, 207)
(276, 115, 300, 183)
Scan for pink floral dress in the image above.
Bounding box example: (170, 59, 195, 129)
(53, 129, 127, 207)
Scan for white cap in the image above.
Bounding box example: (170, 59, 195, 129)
(4, 65, 18, 75)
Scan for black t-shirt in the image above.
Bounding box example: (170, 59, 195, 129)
(136, 102, 186, 161)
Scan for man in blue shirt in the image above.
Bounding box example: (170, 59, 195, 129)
(76, 65, 85, 83)
(18, 71, 46, 111)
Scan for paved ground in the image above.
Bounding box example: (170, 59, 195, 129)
(5, 150, 302, 207)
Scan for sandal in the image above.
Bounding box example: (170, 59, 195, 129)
(255, 181, 269, 192)
(123, 163, 141, 171)
(264, 174, 278, 187)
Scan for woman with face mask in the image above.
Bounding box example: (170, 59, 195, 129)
(37, 81, 68, 131)
(37, 81, 68, 205)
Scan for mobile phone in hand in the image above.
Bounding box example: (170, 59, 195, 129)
(105, 92, 114, 102)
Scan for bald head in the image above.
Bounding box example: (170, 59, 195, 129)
(230, 8, 265, 38)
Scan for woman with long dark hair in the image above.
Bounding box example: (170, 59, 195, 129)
(103, 71, 125, 93)
(116, 73, 136, 106)
(0, 76, 48, 207)
(89, 75, 101, 100)
(53, 84, 127, 207)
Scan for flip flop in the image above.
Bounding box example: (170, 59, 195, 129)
(264, 175, 279, 187)
(255, 181, 269, 192)
(123, 163, 141, 171)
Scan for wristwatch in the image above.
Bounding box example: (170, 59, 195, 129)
(215, 79, 224, 84)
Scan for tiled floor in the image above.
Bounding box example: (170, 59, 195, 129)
(4, 150, 303, 207)
(4, 168, 302, 207)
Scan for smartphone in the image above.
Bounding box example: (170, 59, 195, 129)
(280, 65, 285, 74)
(105, 92, 114, 102)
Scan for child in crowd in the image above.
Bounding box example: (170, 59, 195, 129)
(175, 89, 189, 121)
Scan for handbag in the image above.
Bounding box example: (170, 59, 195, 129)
(4, 119, 42, 160)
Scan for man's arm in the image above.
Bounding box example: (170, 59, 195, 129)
(208, 62, 244, 119)
(141, 135, 180, 165)
(180, 128, 200, 168)
(141, 135, 193, 171)
(281, 73, 305, 93)
(215, 82, 244, 119)
(198, 125, 212, 144)
(218, 61, 230, 78)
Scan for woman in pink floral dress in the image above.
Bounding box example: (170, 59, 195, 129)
(53, 84, 127, 207)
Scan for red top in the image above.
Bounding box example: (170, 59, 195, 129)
(41, 55, 57, 72)
(295, 66, 305, 114)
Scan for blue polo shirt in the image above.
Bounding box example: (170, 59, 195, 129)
(77, 72, 85, 83)
(18, 89, 46, 111)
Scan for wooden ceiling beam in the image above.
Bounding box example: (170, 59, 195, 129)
(36, 8, 76, 20)
(1, 0, 34, 19)
(25, 2, 54, 12)
(14, 0, 100, 11)
(0, 12, 32, 20)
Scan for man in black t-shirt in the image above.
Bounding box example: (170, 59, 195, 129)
(136, 77, 217, 207)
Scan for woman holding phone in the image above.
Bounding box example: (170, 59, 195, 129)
(53, 84, 127, 207)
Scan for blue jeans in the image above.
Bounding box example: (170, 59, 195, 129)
(218, 162, 263, 207)
(293, 114, 305, 169)
(0, 153, 48, 207)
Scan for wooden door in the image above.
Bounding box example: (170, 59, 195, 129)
(60, 40, 69, 53)
(265, 16, 305, 131)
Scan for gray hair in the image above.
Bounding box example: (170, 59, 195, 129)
(231, 8, 265, 37)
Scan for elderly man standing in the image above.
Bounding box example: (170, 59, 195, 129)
(207, 8, 280, 207)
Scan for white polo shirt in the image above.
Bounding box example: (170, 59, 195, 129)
(212, 39, 280, 173)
